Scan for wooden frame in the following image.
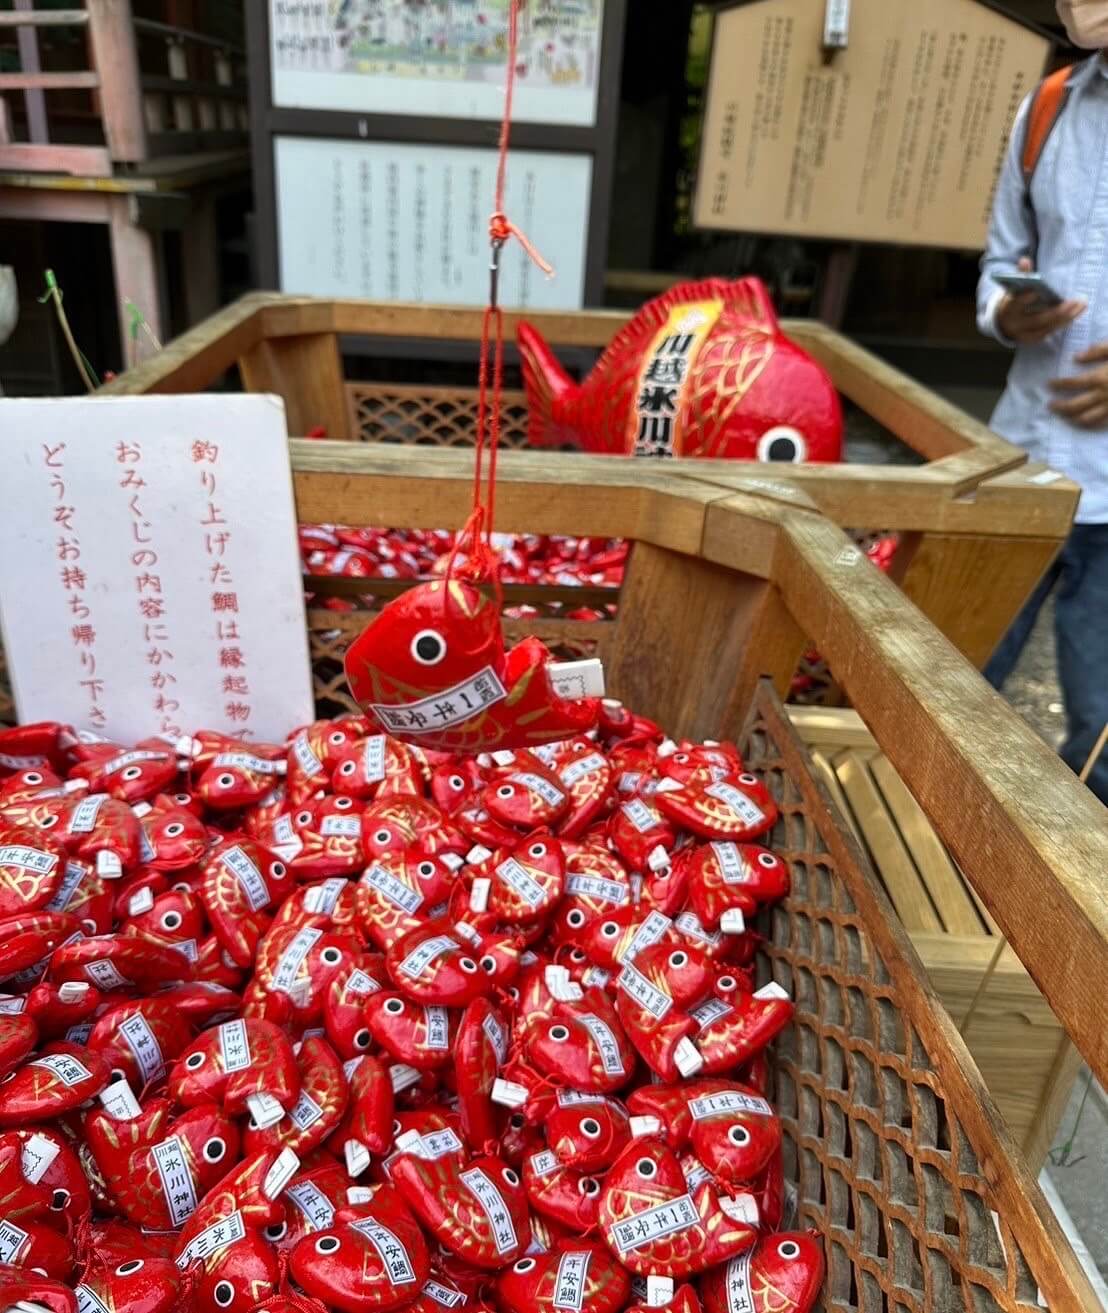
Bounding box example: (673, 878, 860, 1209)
(244, 1, 628, 304)
(99, 293, 1080, 669)
(282, 446, 1104, 1311)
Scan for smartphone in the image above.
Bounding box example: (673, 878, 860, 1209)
(995, 272, 1065, 308)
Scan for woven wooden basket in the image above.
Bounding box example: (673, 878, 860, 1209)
(285, 447, 1105, 1313)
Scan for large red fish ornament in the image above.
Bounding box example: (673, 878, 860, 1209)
(344, 577, 599, 754)
(518, 277, 842, 461)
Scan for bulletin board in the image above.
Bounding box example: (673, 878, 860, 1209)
(248, 0, 627, 307)
(694, 0, 1052, 250)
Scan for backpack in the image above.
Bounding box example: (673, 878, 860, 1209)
(1021, 64, 1076, 185)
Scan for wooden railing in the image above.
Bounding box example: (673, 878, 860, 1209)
(0, 0, 245, 177)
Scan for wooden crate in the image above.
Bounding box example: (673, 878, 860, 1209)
(284, 447, 1105, 1311)
(787, 706, 1079, 1173)
(98, 293, 1081, 673)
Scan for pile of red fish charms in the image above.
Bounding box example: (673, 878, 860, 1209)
(0, 709, 824, 1313)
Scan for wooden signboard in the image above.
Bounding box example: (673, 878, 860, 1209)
(694, 0, 1051, 249)
(0, 397, 313, 744)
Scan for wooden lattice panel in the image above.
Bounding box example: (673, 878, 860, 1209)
(743, 685, 1043, 1313)
(346, 383, 533, 447)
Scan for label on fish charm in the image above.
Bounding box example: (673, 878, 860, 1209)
(609, 1193, 698, 1253)
(621, 799, 658, 834)
(320, 814, 362, 838)
(288, 1088, 325, 1131)
(361, 734, 387, 782)
(617, 962, 673, 1019)
(705, 782, 765, 827)
(212, 752, 283, 775)
(272, 927, 323, 993)
(689, 997, 734, 1031)
(119, 1012, 166, 1083)
(482, 1012, 508, 1063)
(495, 856, 546, 909)
(0, 751, 45, 770)
(712, 842, 749, 884)
(84, 959, 131, 990)
(683, 1158, 711, 1193)
(689, 1089, 773, 1120)
(76, 1286, 113, 1313)
(509, 772, 566, 807)
(529, 1150, 560, 1177)
(421, 1281, 466, 1308)
(219, 1019, 252, 1072)
(577, 1013, 625, 1076)
(560, 753, 607, 786)
(423, 1005, 449, 1050)
(46, 861, 85, 912)
(292, 732, 325, 777)
(67, 794, 108, 835)
(305, 876, 347, 914)
(175, 1206, 245, 1268)
(566, 873, 629, 905)
(370, 666, 507, 736)
(623, 910, 673, 962)
(675, 910, 723, 947)
(628, 299, 723, 457)
(553, 1251, 592, 1310)
(555, 1089, 604, 1107)
(0, 843, 58, 874)
(286, 1180, 335, 1230)
(410, 1127, 463, 1160)
(346, 968, 381, 995)
(220, 845, 270, 912)
(363, 863, 423, 915)
(30, 1051, 92, 1086)
(726, 1250, 756, 1313)
(398, 934, 457, 980)
(0, 1218, 29, 1263)
(350, 1217, 416, 1285)
(459, 1167, 517, 1254)
(152, 1135, 198, 1227)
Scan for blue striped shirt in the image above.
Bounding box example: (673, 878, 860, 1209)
(978, 54, 1108, 523)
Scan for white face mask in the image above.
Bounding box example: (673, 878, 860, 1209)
(1057, 0, 1108, 49)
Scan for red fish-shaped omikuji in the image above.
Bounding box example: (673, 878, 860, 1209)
(699, 1231, 826, 1313)
(495, 1242, 631, 1313)
(344, 578, 599, 754)
(517, 277, 843, 461)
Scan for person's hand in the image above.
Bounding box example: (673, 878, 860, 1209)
(1050, 342, 1108, 428)
(995, 257, 1085, 344)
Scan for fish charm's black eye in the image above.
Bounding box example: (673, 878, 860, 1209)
(411, 629, 448, 666)
(758, 426, 808, 463)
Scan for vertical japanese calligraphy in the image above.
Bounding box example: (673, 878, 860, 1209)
(275, 137, 591, 309)
(0, 398, 313, 742)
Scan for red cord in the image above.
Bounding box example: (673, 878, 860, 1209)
(471, 0, 552, 552)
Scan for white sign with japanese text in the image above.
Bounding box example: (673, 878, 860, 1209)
(274, 136, 591, 309)
(0, 396, 313, 744)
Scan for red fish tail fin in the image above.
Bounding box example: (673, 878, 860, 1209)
(728, 276, 780, 331)
(516, 322, 580, 449)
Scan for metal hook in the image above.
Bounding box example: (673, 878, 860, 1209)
(489, 236, 506, 312)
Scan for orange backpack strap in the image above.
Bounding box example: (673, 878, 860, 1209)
(1022, 65, 1076, 183)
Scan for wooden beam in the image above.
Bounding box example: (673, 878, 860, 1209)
(239, 332, 350, 441)
(86, 0, 148, 162)
(0, 9, 88, 24)
(898, 533, 1063, 668)
(0, 143, 111, 176)
(759, 507, 1108, 1092)
(0, 72, 100, 91)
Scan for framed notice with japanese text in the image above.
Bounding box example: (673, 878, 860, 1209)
(275, 136, 592, 309)
(270, 0, 605, 127)
(0, 397, 314, 744)
(247, 0, 627, 303)
(694, 0, 1051, 249)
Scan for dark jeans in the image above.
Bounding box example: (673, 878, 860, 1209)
(984, 523, 1108, 805)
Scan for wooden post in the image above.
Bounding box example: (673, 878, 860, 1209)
(13, 0, 48, 145)
(238, 334, 349, 439)
(897, 532, 1062, 668)
(181, 191, 220, 328)
(86, 0, 148, 163)
(605, 541, 805, 741)
(107, 195, 163, 364)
